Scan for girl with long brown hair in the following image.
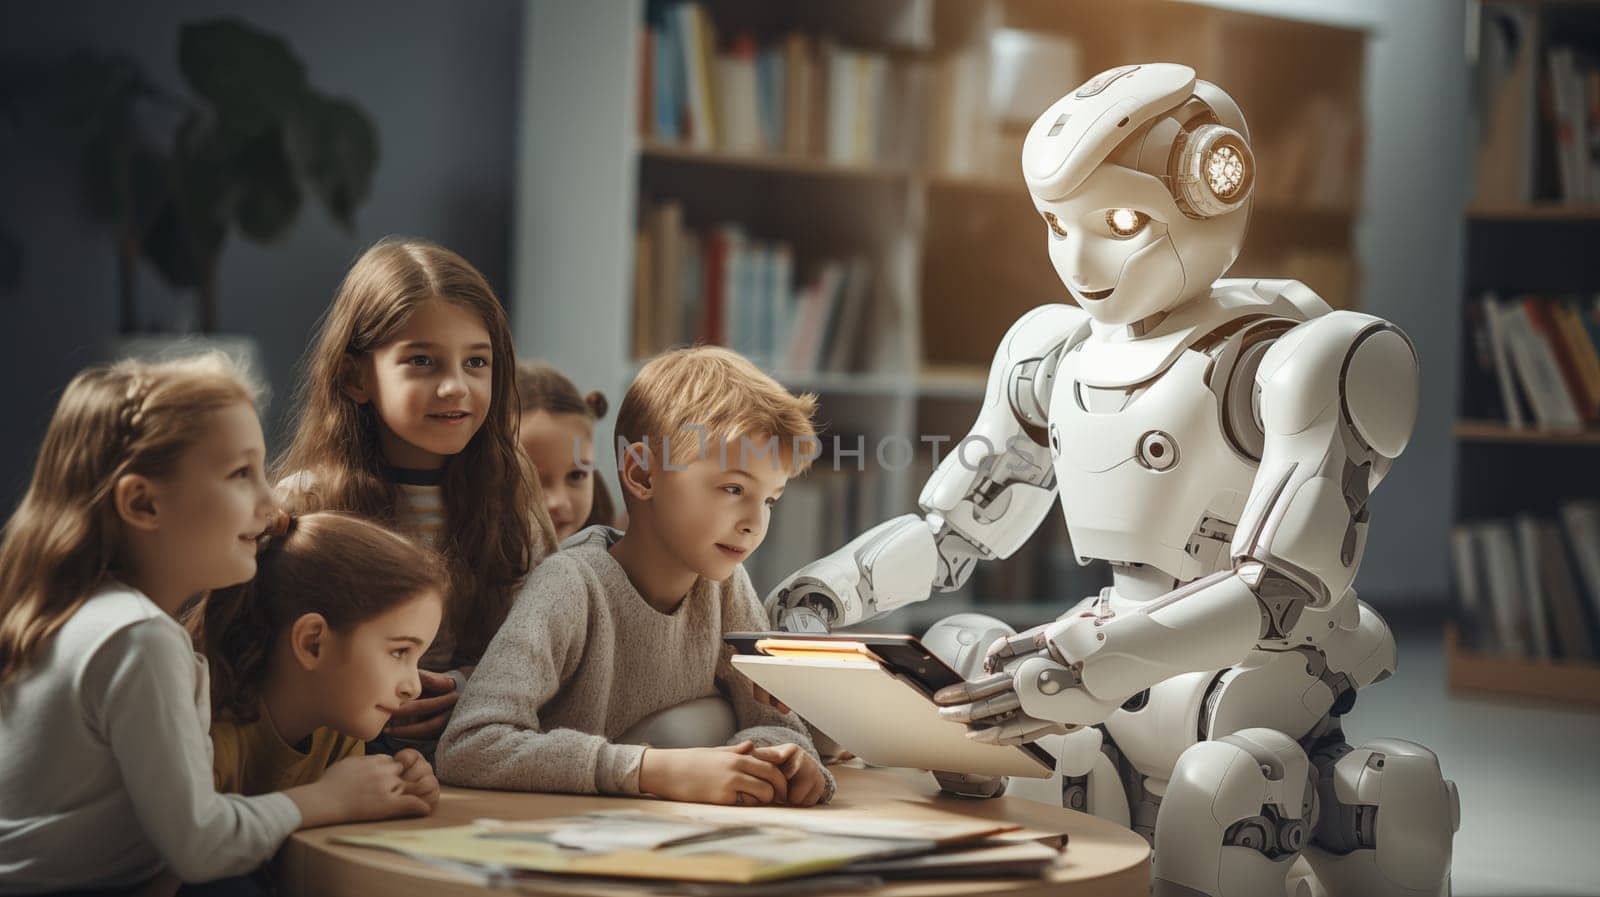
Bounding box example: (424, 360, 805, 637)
(275, 237, 556, 751)
(0, 355, 430, 896)
(192, 510, 444, 807)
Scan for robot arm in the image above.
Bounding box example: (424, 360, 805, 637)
(766, 304, 1090, 632)
(938, 312, 1419, 740)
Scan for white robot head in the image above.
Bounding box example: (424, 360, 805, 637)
(1022, 64, 1255, 326)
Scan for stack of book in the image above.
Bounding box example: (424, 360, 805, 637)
(1452, 502, 1600, 662)
(633, 201, 879, 375)
(640, 2, 928, 169)
(1462, 293, 1600, 430)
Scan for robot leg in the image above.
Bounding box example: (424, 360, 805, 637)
(1005, 725, 1132, 825)
(1152, 728, 1315, 897)
(1305, 737, 1459, 897)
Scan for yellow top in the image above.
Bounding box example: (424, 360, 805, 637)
(211, 703, 364, 795)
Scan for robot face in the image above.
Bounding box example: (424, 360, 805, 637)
(1032, 162, 1250, 326)
(1033, 164, 1186, 325)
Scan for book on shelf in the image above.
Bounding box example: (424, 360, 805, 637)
(1471, 2, 1600, 207)
(1461, 293, 1518, 426)
(1452, 505, 1600, 663)
(1537, 43, 1600, 204)
(633, 200, 887, 376)
(1468, 293, 1600, 429)
(1560, 502, 1600, 634)
(639, 2, 927, 168)
(1472, 4, 1538, 205)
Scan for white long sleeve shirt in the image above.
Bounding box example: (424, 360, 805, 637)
(0, 584, 300, 892)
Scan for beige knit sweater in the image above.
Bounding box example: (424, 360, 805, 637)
(435, 526, 833, 800)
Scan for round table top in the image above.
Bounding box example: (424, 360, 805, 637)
(280, 765, 1150, 897)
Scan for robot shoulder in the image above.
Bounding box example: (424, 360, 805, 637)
(1255, 311, 1419, 458)
(1212, 277, 1334, 322)
(997, 303, 1092, 440)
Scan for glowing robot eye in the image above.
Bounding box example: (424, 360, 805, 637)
(1204, 144, 1247, 199)
(1105, 208, 1148, 237)
(1044, 211, 1068, 239)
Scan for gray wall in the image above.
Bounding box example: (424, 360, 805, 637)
(1, 0, 522, 512)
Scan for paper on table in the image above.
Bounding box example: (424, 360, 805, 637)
(645, 804, 1019, 845)
(334, 814, 933, 884)
(473, 813, 746, 852)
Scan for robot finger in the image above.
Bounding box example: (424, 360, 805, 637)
(938, 690, 1022, 724)
(933, 670, 1013, 705)
(966, 714, 1072, 746)
(982, 630, 1048, 672)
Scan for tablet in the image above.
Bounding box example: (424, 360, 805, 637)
(726, 632, 1055, 778)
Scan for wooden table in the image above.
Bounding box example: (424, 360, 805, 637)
(280, 765, 1150, 896)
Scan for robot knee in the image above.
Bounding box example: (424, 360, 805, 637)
(1163, 729, 1313, 837)
(923, 613, 1015, 679)
(1315, 738, 1457, 888)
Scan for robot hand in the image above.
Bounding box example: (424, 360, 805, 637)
(933, 619, 1122, 743)
(764, 560, 853, 633)
(764, 515, 939, 632)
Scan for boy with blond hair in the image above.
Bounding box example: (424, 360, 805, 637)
(437, 347, 834, 806)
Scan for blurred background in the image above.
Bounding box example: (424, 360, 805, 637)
(4, 1, 1599, 892)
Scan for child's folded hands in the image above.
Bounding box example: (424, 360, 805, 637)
(394, 747, 441, 812)
(639, 740, 791, 806)
(752, 743, 829, 807)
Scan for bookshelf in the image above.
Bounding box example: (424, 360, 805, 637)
(1450, 0, 1600, 705)
(512, 0, 1370, 627)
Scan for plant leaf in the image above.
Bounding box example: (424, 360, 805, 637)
(285, 91, 378, 231)
(178, 19, 307, 139)
(232, 129, 301, 242)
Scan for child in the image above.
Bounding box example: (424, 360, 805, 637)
(437, 347, 833, 807)
(192, 510, 444, 807)
(275, 237, 558, 751)
(0, 355, 431, 895)
(515, 361, 622, 543)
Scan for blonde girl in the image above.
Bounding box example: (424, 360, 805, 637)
(192, 511, 446, 805)
(514, 361, 622, 543)
(0, 355, 428, 896)
(276, 238, 556, 746)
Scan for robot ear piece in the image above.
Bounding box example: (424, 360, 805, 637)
(1170, 123, 1254, 219)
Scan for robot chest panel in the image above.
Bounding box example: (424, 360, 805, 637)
(1046, 346, 1258, 579)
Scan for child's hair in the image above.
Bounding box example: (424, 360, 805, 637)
(190, 510, 445, 723)
(514, 361, 617, 531)
(615, 346, 819, 476)
(274, 237, 554, 662)
(0, 353, 260, 688)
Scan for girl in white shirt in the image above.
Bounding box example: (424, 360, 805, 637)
(0, 354, 434, 896)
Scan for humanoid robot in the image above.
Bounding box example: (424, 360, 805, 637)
(765, 64, 1459, 897)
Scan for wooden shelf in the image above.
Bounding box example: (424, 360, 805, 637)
(1467, 203, 1600, 221)
(1453, 420, 1600, 445)
(1445, 625, 1600, 708)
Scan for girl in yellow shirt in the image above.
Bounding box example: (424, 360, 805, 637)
(192, 510, 445, 802)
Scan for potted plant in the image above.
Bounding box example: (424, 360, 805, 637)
(23, 18, 378, 365)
